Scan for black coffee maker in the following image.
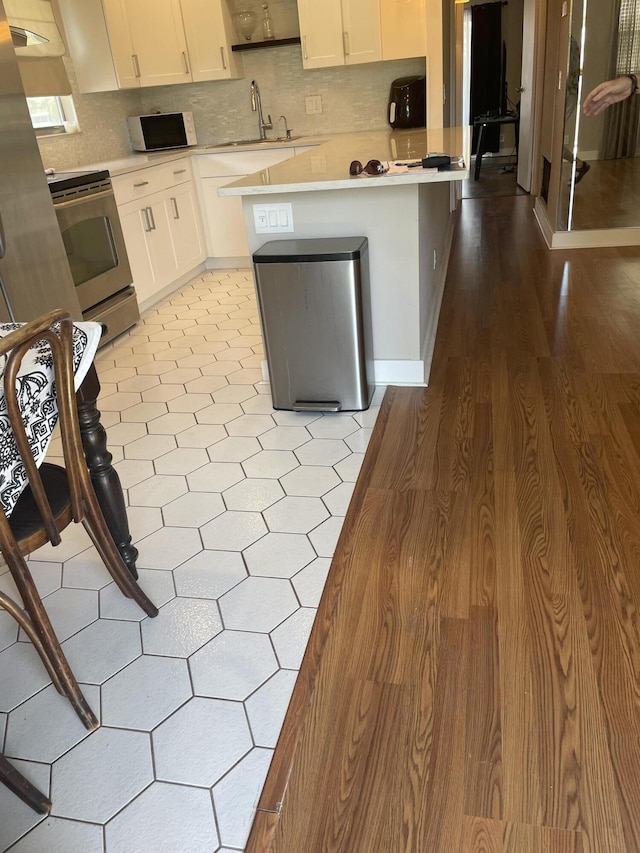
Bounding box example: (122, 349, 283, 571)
(388, 76, 427, 129)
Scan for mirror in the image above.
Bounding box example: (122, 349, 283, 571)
(559, 0, 640, 231)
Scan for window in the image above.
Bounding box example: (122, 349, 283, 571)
(617, 0, 640, 75)
(26, 95, 78, 136)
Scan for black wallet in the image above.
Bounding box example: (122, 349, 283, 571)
(421, 154, 451, 168)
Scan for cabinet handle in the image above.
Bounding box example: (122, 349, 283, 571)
(142, 207, 152, 232)
(343, 32, 350, 56)
(173, 169, 187, 175)
(132, 54, 141, 78)
(220, 46, 227, 69)
(148, 207, 156, 230)
(171, 197, 180, 220)
(134, 180, 149, 187)
(182, 51, 190, 74)
(302, 35, 308, 60)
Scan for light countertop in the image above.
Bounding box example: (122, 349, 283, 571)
(65, 137, 326, 179)
(217, 127, 471, 196)
(61, 128, 468, 187)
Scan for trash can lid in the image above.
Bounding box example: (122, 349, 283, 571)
(253, 237, 368, 264)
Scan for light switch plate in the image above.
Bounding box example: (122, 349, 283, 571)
(253, 203, 294, 233)
(305, 95, 323, 115)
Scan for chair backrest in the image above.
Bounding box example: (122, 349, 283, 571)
(0, 311, 153, 739)
(0, 310, 85, 552)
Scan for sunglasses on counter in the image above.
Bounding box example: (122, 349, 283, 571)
(349, 159, 388, 176)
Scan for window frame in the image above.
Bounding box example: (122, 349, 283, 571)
(26, 95, 79, 137)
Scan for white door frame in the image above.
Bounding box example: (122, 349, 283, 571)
(454, 0, 546, 194)
(518, 0, 548, 192)
(517, 0, 537, 189)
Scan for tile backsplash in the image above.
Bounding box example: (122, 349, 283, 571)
(38, 36, 425, 170)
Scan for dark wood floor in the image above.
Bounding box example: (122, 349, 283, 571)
(247, 195, 640, 852)
(462, 156, 527, 199)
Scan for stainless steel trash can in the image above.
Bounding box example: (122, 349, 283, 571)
(253, 237, 373, 412)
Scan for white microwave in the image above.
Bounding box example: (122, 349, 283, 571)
(127, 112, 197, 152)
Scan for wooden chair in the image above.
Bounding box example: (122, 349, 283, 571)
(0, 752, 51, 815)
(0, 311, 158, 736)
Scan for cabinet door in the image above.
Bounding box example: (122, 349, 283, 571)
(165, 183, 206, 273)
(124, 0, 191, 86)
(180, 0, 242, 81)
(341, 0, 381, 65)
(118, 206, 155, 304)
(145, 199, 179, 289)
(380, 0, 427, 60)
(101, 0, 140, 88)
(201, 177, 250, 259)
(297, 0, 345, 68)
(119, 202, 178, 304)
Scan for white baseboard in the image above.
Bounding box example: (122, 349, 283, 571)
(205, 256, 251, 270)
(549, 227, 640, 249)
(533, 198, 554, 249)
(372, 360, 426, 385)
(262, 358, 425, 387)
(534, 197, 640, 248)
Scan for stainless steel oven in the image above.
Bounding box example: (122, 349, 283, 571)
(49, 170, 139, 345)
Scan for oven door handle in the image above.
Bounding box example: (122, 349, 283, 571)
(52, 188, 115, 211)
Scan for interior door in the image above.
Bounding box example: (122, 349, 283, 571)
(517, 0, 536, 190)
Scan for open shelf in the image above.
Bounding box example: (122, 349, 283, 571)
(231, 36, 301, 52)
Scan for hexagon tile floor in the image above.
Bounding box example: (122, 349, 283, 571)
(0, 269, 384, 853)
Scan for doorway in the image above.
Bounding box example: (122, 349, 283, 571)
(456, 0, 534, 199)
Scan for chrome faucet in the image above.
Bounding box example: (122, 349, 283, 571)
(250, 80, 272, 140)
(278, 115, 292, 140)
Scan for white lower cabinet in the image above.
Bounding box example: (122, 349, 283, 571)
(164, 182, 206, 271)
(114, 160, 205, 306)
(119, 201, 177, 304)
(194, 148, 305, 262)
(200, 177, 251, 258)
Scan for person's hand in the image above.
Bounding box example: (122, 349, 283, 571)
(583, 77, 635, 116)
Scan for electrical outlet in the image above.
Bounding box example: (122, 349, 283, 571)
(253, 203, 294, 234)
(564, 134, 569, 144)
(305, 95, 323, 115)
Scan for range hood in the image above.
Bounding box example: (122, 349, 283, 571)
(5, 1, 65, 56)
(5, 1, 70, 96)
(9, 24, 48, 46)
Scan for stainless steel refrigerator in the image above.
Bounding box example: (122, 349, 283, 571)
(0, 0, 81, 322)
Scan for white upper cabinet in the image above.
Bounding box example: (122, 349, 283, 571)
(297, 0, 345, 69)
(297, 0, 382, 69)
(59, 0, 241, 92)
(179, 0, 242, 82)
(380, 0, 427, 61)
(297, 0, 423, 69)
(342, 0, 381, 65)
(58, 0, 137, 91)
(123, 0, 191, 87)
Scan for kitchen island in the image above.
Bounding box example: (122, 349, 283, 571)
(219, 128, 470, 385)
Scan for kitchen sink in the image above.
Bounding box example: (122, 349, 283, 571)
(208, 136, 302, 148)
